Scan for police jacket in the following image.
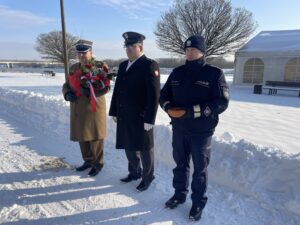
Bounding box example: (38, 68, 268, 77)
(159, 58, 229, 135)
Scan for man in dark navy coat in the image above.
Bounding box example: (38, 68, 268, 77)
(109, 31, 160, 192)
(159, 35, 229, 221)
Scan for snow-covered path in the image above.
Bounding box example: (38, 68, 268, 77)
(0, 101, 298, 225)
(0, 112, 177, 225)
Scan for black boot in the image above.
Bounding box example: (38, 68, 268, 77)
(88, 166, 102, 177)
(136, 176, 155, 192)
(165, 195, 186, 209)
(189, 204, 202, 221)
(76, 163, 91, 172)
(120, 174, 141, 183)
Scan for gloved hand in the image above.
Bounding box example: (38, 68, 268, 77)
(93, 81, 105, 90)
(112, 117, 117, 123)
(144, 123, 154, 131)
(80, 86, 90, 97)
(167, 107, 186, 118)
(64, 91, 77, 102)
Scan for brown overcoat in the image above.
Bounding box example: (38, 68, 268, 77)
(62, 62, 108, 142)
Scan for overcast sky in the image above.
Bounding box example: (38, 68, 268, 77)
(0, 0, 299, 60)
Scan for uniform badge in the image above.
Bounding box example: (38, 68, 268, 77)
(124, 33, 128, 40)
(186, 40, 191, 47)
(154, 70, 160, 76)
(204, 106, 212, 117)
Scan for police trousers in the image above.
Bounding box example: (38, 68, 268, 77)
(172, 131, 212, 209)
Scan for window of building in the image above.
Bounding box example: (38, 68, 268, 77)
(285, 57, 300, 82)
(243, 58, 264, 83)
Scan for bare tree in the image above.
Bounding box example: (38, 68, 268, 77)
(36, 31, 78, 63)
(103, 58, 127, 67)
(156, 57, 186, 68)
(154, 0, 257, 57)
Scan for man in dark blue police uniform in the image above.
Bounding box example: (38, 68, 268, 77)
(159, 35, 229, 221)
(109, 31, 160, 192)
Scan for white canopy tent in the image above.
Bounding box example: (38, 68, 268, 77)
(234, 30, 300, 85)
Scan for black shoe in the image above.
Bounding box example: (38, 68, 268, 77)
(120, 174, 141, 183)
(165, 195, 186, 209)
(88, 167, 102, 177)
(136, 176, 155, 192)
(189, 204, 202, 221)
(76, 163, 91, 172)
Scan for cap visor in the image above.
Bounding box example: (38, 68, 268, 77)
(76, 45, 91, 52)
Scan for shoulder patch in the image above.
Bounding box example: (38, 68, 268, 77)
(153, 70, 160, 76)
(223, 88, 230, 100)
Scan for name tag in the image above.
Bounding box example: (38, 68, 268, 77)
(169, 80, 180, 86)
(195, 80, 210, 88)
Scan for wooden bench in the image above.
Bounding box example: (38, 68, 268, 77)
(257, 81, 300, 97)
(42, 70, 55, 76)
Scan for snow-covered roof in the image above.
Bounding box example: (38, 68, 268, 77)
(238, 29, 300, 52)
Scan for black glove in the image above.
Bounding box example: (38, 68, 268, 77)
(106, 72, 117, 80)
(64, 91, 77, 102)
(80, 86, 90, 97)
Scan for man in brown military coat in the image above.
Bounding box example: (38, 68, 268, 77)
(62, 39, 110, 177)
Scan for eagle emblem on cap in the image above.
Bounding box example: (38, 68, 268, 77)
(186, 40, 191, 46)
(124, 33, 128, 40)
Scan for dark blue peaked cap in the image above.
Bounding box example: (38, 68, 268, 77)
(122, 31, 146, 46)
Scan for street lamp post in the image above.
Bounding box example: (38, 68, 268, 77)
(60, 0, 69, 81)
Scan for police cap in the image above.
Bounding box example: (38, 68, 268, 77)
(122, 31, 145, 46)
(75, 39, 93, 52)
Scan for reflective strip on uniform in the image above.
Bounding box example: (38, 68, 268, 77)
(163, 101, 170, 110)
(193, 105, 201, 118)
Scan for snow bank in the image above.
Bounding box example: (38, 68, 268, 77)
(153, 125, 300, 216)
(1, 87, 300, 217)
(211, 133, 300, 216)
(0, 87, 69, 137)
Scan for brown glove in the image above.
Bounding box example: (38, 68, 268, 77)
(167, 107, 186, 118)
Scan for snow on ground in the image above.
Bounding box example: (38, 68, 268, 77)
(0, 71, 300, 224)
